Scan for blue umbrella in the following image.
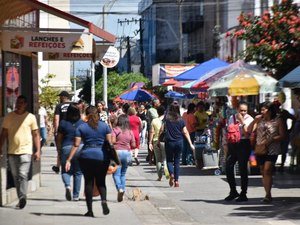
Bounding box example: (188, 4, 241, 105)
(164, 91, 194, 99)
(278, 65, 300, 88)
(175, 58, 229, 81)
(119, 88, 155, 102)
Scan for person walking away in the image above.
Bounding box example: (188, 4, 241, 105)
(248, 102, 284, 203)
(137, 104, 147, 147)
(111, 114, 136, 202)
(128, 107, 142, 165)
(149, 105, 167, 181)
(65, 106, 112, 217)
(161, 101, 195, 187)
(146, 99, 160, 164)
(53, 91, 72, 173)
(224, 102, 254, 202)
(56, 103, 84, 201)
(0, 95, 40, 209)
(39, 104, 49, 148)
(182, 103, 198, 165)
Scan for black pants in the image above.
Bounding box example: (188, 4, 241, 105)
(79, 158, 109, 212)
(226, 139, 251, 195)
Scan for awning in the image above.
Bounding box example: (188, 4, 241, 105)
(0, 0, 116, 43)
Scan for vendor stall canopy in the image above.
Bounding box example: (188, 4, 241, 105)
(278, 65, 300, 88)
(0, 0, 116, 43)
(175, 58, 229, 81)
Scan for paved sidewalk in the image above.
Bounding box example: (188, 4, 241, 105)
(0, 146, 299, 225)
(0, 146, 169, 225)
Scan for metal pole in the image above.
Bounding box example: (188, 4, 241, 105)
(73, 61, 76, 95)
(90, 61, 95, 106)
(103, 67, 108, 107)
(178, 0, 183, 63)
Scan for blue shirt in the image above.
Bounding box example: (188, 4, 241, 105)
(58, 119, 85, 147)
(165, 118, 186, 142)
(76, 121, 111, 160)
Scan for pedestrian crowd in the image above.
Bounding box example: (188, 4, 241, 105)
(1, 90, 299, 217)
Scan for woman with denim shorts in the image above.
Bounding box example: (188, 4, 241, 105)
(248, 101, 284, 203)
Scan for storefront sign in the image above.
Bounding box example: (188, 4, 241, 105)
(42, 45, 111, 61)
(99, 46, 120, 68)
(2, 32, 93, 53)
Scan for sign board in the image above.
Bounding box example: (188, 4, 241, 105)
(2, 31, 93, 53)
(152, 63, 195, 86)
(43, 45, 111, 61)
(99, 46, 120, 68)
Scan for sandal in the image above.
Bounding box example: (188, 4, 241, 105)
(261, 196, 272, 203)
(169, 175, 174, 187)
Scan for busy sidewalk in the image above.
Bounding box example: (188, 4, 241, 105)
(0, 145, 300, 225)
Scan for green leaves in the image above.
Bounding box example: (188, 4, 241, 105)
(232, 0, 300, 79)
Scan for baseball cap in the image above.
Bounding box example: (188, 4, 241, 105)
(58, 91, 70, 98)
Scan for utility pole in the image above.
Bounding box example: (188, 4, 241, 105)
(177, 0, 184, 63)
(139, 18, 145, 75)
(126, 36, 131, 73)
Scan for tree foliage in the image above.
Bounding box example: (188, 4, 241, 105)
(95, 71, 151, 102)
(39, 73, 59, 120)
(228, 0, 300, 79)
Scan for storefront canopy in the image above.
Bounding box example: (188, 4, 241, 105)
(174, 58, 229, 81)
(0, 0, 116, 43)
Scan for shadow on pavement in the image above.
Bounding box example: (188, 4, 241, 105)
(31, 212, 84, 217)
(182, 197, 300, 220)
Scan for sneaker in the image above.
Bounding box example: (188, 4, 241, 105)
(18, 197, 27, 209)
(117, 190, 124, 202)
(174, 181, 179, 187)
(224, 192, 240, 201)
(52, 166, 60, 174)
(65, 187, 72, 201)
(73, 197, 79, 201)
(101, 202, 110, 215)
(84, 211, 94, 217)
(236, 194, 248, 202)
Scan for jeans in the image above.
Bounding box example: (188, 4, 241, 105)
(61, 144, 83, 198)
(165, 140, 183, 182)
(153, 140, 167, 178)
(226, 139, 251, 195)
(40, 127, 47, 147)
(182, 132, 195, 165)
(113, 150, 131, 191)
(8, 154, 32, 199)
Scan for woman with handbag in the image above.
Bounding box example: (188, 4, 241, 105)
(160, 101, 195, 188)
(248, 101, 284, 203)
(111, 114, 136, 202)
(65, 106, 112, 217)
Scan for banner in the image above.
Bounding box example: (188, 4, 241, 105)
(2, 32, 93, 53)
(43, 45, 110, 61)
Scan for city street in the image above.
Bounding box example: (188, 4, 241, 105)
(0, 146, 299, 225)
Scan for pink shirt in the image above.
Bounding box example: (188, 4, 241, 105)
(112, 127, 135, 151)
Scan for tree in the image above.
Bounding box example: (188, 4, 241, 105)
(228, 0, 300, 79)
(95, 71, 151, 102)
(39, 73, 59, 121)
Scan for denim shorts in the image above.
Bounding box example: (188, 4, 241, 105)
(256, 155, 278, 165)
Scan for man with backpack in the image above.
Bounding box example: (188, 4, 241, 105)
(224, 102, 253, 202)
